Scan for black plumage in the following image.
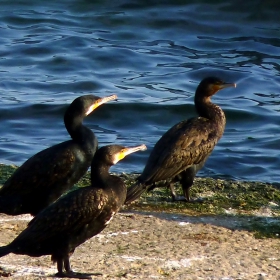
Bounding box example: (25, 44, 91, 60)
(125, 77, 236, 204)
(0, 94, 116, 216)
(0, 144, 146, 279)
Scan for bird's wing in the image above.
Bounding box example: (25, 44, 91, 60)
(0, 141, 89, 196)
(13, 187, 106, 243)
(140, 118, 220, 182)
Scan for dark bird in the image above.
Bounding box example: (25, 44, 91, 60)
(0, 94, 117, 216)
(125, 77, 236, 204)
(0, 144, 147, 279)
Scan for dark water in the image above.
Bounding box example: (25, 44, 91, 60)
(1, 0, 280, 183)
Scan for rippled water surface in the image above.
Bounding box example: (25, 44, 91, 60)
(1, 0, 280, 183)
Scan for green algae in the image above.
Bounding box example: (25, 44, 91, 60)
(120, 175, 280, 239)
(0, 164, 279, 238)
(0, 164, 17, 185)
(123, 176, 280, 215)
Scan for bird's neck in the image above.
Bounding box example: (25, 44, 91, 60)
(65, 115, 95, 144)
(195, 95, 226, 136)
(90, 162, 111, 187)
(91, 161, 126, 207)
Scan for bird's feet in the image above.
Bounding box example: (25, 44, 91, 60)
(55, 271, 92, 279)
(172, 196, 204, 203)
(190, 197, 204, 203)
(172, 195, 188, 202)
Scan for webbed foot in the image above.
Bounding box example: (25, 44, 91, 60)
(172, 196, 204, 203)
(55, 271, 92, 279)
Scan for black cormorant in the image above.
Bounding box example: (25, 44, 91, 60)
(0, 144, 147, 279)
(125, 77, 236, 204)
(0, 94, 116, 216)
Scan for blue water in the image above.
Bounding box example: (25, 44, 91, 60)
(0, 0, 280, 183)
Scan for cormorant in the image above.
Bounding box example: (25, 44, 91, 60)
(0, 144, 147, 279)
(0, 94, 117, 216)
(125, 77, 236, 204)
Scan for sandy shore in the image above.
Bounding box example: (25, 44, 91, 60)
(0, 171, 279, 280)
(0, 209, 279, 280)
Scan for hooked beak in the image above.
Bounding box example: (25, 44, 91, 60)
(212, 82, 236, 94)
(86, 94, 117, 116)
(113, 144, 147, 164)
(219, 82, 236, 89)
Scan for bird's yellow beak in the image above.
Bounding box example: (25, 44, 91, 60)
(114, 144, 147, 164)
(86, 94, 117, 116)
(212, 82, 236, 94)
(219, 82, 236, 89)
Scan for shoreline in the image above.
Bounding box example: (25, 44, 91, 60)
(0, 164, 279, 279)
(0, 164, 279, 238)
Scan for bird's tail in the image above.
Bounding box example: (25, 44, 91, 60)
(0, 245, 12, 258)
(125, 181, 147, 204)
